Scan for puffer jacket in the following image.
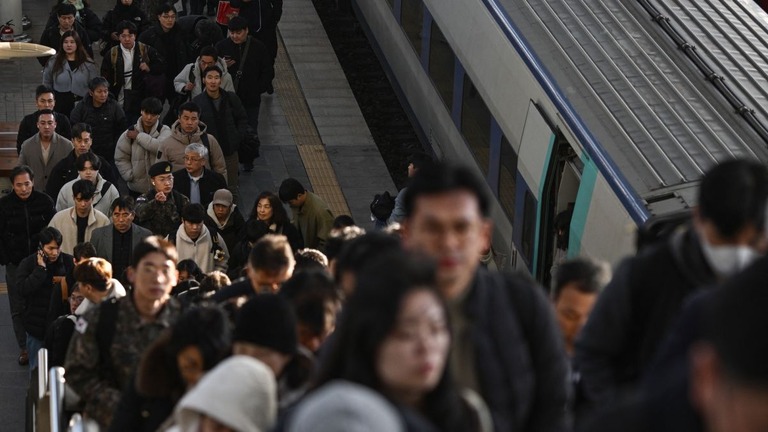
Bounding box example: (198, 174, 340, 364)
(173, 224, 229, 273)
(173, 57, 235, 100)
(159, 120, 227, 178)
(70, 94, 127, 163)
(115, 117, 172, 194)
(0, 191, 57, 265)
(17, 251, 75, 339)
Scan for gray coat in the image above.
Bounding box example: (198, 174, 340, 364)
(18, 133, 73, 192)
(43, 58, 99, 98)
(90, 223, 153, 263)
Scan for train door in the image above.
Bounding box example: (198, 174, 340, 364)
(534, 139, 581, 287)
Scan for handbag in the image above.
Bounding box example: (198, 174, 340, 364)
(216, 1, 240, 26)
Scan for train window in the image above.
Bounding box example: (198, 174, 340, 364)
(401, 0, 423, 56)
(428, 20, 454, 109)
(461, 74, 491, 175)
(521, 190, 536, 263)
(499, 135, 518, 224)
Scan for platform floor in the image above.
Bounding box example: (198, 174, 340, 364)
(0, 0, 396, 429)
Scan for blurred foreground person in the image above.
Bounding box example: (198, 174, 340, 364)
(402, 163, 569, 432)
(65, 237, 181, 429)
(575, 159, 768, 408)
(308, 250, 491, 431)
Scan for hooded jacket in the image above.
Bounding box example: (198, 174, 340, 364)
(56, 173, 120, 215)
(70, 94, 127, 163)
(115, 116, 172, 194)
(171, 356, 277, 432)
(174, 57, 235, 100)
(173, 224, 229, 273)
(46, 149, 118, 199)
(206, 201, 245, 252)
(159, 120, 227, 178)
(48, 206, 110, 255)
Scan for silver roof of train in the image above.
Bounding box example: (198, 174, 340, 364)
(502, 0, 768, 211)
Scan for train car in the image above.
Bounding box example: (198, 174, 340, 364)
(352, 0, 768, 283)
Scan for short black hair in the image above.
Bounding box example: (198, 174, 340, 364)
(72, 178, 96, 200)
(280, 270, 339, 336)
(248, 234, 295, 273)
(698, 159, 768, 238)
(71, 123, 92, 140)
(178, 101, 201, 116)
(131, 236, 179, 267)
(35, 85, 54, 98)
(56, 3, 76, 16)
(39, 226, 63, 247)
(294, 248, 329, 271)
(75, 152, 101, 172)
(73, 242, 97, 261)
(110, 196, 136, 214)
(409, 151, 434, 171)
(202, 65, 223, 78)
(181, 203, 206, 223)
(155, 3, 176, 15)
(89, 77, 109, 91)
(332, 215, 355, 230)
(553, 257, 610, 299)
(324, 225, 366, 262)
(199, 45, 218, 58)
(333, 232, 401, 284)
(116, 20, 138, 35)
(10, 165, 34, 183)
(37, 109, 55, 122)
(403, 162, 491, 218)
(141, 97, 163, 115)
(278, 178, 306, 202)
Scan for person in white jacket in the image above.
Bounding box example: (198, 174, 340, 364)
(171, 203, 229, 274)
(48, 179, 110, 255)
(56, 152, 119, 215)
(173, 46, 235, 101)
(114, 97, 172, 195)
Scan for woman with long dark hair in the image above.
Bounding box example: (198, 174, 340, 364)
(248, 191, 304, 251)
(309, 251, 492, 432)
(42, 30, 98, 117)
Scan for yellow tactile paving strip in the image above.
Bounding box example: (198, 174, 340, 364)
(274, 33, 351, 217)
(0, 283, 6, 294)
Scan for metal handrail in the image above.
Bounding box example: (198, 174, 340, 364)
(49, 367, 65, 432)
(37, 348, 48, 401)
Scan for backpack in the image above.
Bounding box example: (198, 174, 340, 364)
(370, 191, 396, 221)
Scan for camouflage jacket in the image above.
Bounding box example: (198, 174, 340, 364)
(64, 293, 181, 429)
(134, 188, 190, 237)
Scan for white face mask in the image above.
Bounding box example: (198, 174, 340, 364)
(700, 241, 759, 279)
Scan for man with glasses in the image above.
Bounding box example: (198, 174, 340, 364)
(19, 110, 73, 192)
(139, 4, 192, 110)
(173, 143, 227, 208)
(46, 123, 119, 200)
(90, 197, 152, 285)
(135, 161, 191, 237)
(115, 97, 172, 196)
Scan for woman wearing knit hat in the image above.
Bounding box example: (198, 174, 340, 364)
(233, 294, 316, 412)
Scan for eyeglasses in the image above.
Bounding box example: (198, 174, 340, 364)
(155, 176, 174, 184)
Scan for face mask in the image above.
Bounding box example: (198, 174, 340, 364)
(700, 241, 759, 279)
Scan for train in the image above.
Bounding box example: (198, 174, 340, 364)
(352, 0, 768, 283)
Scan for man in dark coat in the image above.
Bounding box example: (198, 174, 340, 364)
(70, 77, 127, 165)
(401, 163, 570, 432)
(0, 166, 57, 365)
(39, 3, 93, 66)
(575, 159, 768, 410)
(101, 20, 166, 124)
(192, 65, 247, 203)
(215, 16, 272, 171)
(17, 86, 72, 153)
(230, 0, 282, 62)
(17, 226, 75, 371)
(46, 122, 119, 200)
(172, 142, 228, 208)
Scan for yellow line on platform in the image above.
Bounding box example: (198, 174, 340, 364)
(274, 33, 351, 218)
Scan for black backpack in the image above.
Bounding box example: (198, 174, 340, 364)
(370, 191, 396, 221)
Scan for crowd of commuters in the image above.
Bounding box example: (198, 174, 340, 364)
(0, 156, 766, 432)
(3, 2, 768, 431)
